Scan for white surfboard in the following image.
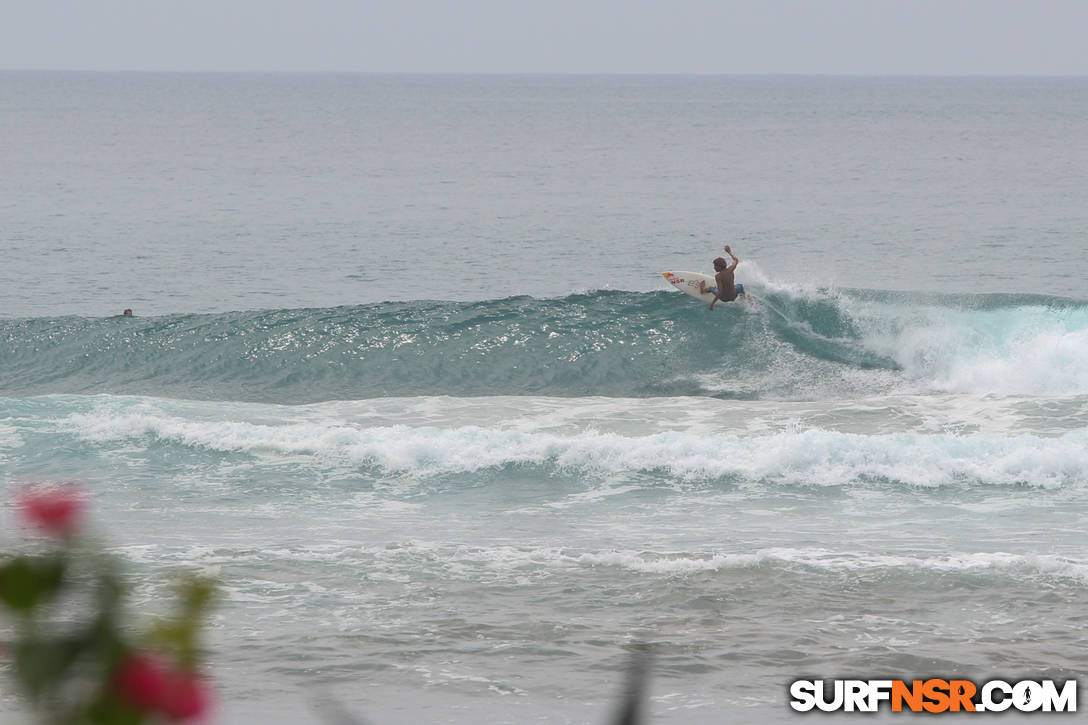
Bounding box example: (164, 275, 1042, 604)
(662, 271, 718, 303)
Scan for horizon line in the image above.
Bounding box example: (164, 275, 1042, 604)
(3, 68, 1088, 79)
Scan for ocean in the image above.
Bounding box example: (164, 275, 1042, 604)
(1, 72, 1087, 723)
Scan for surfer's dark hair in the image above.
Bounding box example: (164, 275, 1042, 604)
(713, 257, 727, 270)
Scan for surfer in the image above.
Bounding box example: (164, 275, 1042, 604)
(699, 245, 746, 309)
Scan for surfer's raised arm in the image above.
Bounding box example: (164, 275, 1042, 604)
(723, 245, 739, 271)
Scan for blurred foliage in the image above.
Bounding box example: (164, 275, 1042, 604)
(1, 485, 216, 724)
(6, 485, 651, 725)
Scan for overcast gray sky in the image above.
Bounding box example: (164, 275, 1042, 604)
(2, 0, 1087, 75)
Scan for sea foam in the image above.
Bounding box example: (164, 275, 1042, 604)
(62, 408, 1088, 489)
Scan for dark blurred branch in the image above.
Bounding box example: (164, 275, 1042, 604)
(312, 645, 652, 725)
(311, 692, 371, 725)
(612, 644, 652, 725)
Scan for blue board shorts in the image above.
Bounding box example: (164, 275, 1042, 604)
(709, 284, 744, 296)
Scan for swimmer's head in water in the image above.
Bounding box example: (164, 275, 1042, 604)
(123, 309, 133, 316)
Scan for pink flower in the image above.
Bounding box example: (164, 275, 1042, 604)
(113, 654, 169, 711)
(17, 484, 84, 537)
(113, 654, 212, 722)
(161, 669, 213, 721)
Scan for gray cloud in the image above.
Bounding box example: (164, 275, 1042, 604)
(2, 0, 1087, 74)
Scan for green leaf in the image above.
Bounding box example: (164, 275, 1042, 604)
(144, 575, 218, 666)
(0, 556, 66, 613)
(148, 620, 191, 651)
(0, 558, 38, 612)
(86, 696, 146, 725)
(180, 576, 217, 615)
(13, 634, 89, 698)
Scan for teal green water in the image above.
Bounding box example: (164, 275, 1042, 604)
(4, 289, 1088, 402)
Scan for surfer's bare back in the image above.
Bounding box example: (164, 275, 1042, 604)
(699, 245, 747, 309)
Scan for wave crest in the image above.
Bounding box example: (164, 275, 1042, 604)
(4, 285, 1088, 401)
